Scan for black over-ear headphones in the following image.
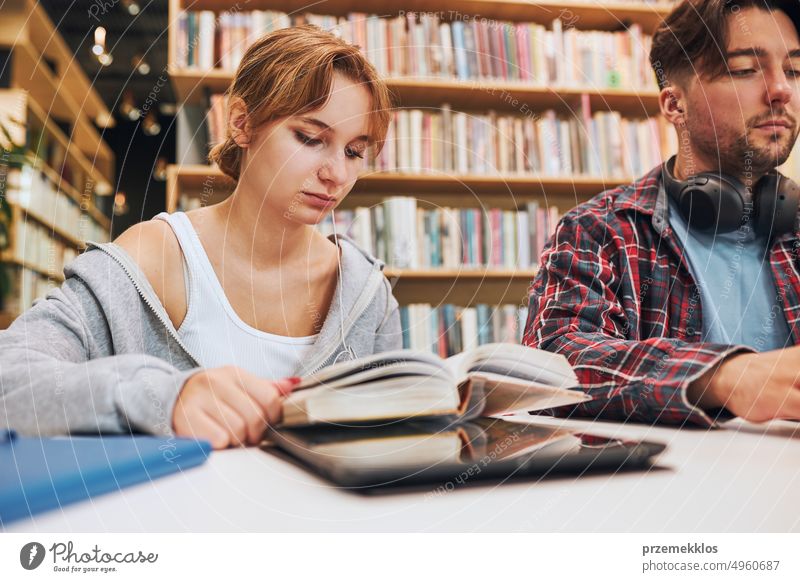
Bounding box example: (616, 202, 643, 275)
(662, 155, 800, 238)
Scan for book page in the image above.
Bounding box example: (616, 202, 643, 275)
(299, 349, 450, 389)
(469, 372, 590, 415)
(446, 343, 578, 388)
(297, 361, 453, 391)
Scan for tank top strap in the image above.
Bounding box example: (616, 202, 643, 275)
(153, 211, 209, 329)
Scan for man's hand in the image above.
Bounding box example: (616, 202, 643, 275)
(688, 346, 800, 422)
(172, 367, 301, 449)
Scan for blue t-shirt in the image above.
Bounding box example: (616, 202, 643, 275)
(668, 197, 791, 351)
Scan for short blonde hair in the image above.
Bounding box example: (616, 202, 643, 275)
(209, 25, 393, 181)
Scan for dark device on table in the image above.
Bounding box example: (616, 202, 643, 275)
(266, 417, 666, 490)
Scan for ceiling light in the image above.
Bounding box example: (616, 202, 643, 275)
(113, 191, 129, 216)
(121, 0, 140, 16)
(142, 110, 161, 136)
(133, 53, 150, 75)
(119, 91, 141, 121)
(92, 27, 106, 56)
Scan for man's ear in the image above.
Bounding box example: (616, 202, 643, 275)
(660, 84, 687, 126)
(228, 97, 252, 148)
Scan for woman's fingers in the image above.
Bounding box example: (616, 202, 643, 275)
(238, 373, 301, 426)
(175, 406, 231, 450)
(172, 367, 303, 449)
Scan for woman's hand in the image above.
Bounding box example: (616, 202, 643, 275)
(172, 366, 301, 449)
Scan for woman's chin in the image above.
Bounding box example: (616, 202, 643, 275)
(282, 206, 330, 226)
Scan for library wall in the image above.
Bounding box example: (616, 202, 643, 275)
(168, 0, 686, 353)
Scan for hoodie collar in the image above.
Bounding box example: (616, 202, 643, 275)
(293, 234, 386, 376)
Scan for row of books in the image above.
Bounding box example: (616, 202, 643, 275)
(177, 9, 658, 90)
(400, 303, 528, 357)
(25, 120, 106, 200)
(6, 219, 79, 278)
(317, 198, 559, 270)
(206, 93, 227, 149)
(3, 166, 109, 244)
(6, 266, 56, 316)
(368, 102, 678, 178)
(204, 90, 678, 179)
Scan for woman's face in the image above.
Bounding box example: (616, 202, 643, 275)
(237, 73, 373, 225)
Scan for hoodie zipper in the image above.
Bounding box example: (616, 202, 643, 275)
(89, 243, 202, 367)
(302, 267, 384, 376)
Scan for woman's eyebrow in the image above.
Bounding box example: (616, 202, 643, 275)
(297, 116, 332, 132)
(298, 116, 369, 142)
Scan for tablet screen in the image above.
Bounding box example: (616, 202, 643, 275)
(266, 418, 666, 489)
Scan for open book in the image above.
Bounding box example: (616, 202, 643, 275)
(281, 343, 589, 427)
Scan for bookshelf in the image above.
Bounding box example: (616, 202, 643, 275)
(166, 0, 676, 309)
(0, 0, 115, 323)
(166, 163, 631, 212)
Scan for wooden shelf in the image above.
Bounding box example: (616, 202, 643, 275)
(37, 160, 111, 232)
(385, 268, 537, 279)
(169, 68, 661, 115)
(8, 43, 115, 179)
(353, 171, 629, 197)
(166, 164, 625, 211)
(1, 90, 112, 230)
(386, 268, 535, 306)
(8, 202, 86, 250)
(0, 0, 114, 129)
(0, 257, 65, 283)
(0, 311, 17, 329)
(176, 0, 672, 32)
(0, 0, 115, 319)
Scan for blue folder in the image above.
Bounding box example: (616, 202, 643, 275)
(0, 429, 212, 525)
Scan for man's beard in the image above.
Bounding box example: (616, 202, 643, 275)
(687, 110, 799, 177)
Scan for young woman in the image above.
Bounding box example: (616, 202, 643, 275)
(0, 25, 400, 449)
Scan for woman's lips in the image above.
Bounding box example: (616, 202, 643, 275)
(301, 191, 337, 208)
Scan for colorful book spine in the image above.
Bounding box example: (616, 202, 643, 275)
(364, 105, 676, 178)
(400, 303, 529, 356)
(177, 9, 662, 91)
(317, 200, 561, 270)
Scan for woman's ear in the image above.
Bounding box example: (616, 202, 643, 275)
(228, 97, 252, 148)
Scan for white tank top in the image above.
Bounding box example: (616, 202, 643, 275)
(155, 212, 318, 380)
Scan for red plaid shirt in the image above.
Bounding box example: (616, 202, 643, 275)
(523, 164, 800, 426)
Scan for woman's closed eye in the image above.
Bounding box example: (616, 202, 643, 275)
(294, 130, 323, 147)
(345, 146, 365, 160)
(295, 130, 364, 159)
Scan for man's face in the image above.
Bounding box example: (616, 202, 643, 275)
(682, 8, 800, 178)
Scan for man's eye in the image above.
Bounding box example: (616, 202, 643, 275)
(731, 69, 756, 77)
(786, 69, 800, 79)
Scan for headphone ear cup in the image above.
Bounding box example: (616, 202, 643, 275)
(756, 174, 800, 238)
(678, 175, 744, 232)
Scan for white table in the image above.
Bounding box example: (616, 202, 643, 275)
(6, 417, 800, 532)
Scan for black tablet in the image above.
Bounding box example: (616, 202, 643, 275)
(265, 418, 666, 490)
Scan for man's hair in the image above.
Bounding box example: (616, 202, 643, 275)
(650, 0, 800, 88)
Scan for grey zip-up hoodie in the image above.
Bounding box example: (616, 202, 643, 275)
(0, 236, 401, 437)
